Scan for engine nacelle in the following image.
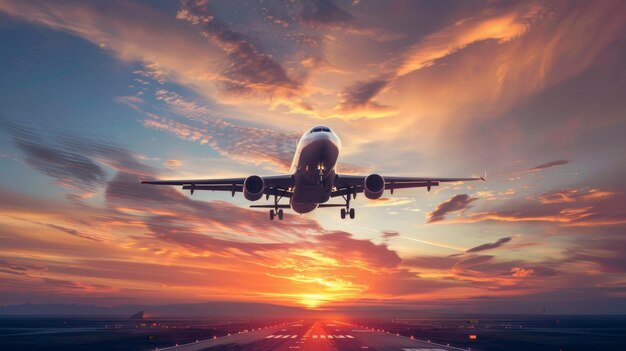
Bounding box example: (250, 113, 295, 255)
(363, 174, 385, 199)
(243, 175, 264, 201)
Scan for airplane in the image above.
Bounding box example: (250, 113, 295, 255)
(141, 125, 485, 220)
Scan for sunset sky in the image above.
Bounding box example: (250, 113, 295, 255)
(1, 0, 625, 314)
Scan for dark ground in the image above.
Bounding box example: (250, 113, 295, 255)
(0, 315, 625, 351)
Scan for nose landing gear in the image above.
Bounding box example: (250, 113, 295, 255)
(317, 162, 326, 187)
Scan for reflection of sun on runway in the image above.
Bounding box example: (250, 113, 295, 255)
(298, 320, 337, 351)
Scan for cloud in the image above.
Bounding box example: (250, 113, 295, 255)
(0, 0, 315, 118)
(451, 205, 626, 228)
(0, 120, 153, 191)
(128, 88, 369, 173)
(300, 0, 355, 26)
(331, 78, 397, 119)
(466, 237, 512, 253)
(365, 197, 412, 207)
(527, 159, 570, 172)
(327, 2, 543, 119)
(511, 267, 534, 277)
(1, 163, 408, 307)
(381, 230, 399, 239)
(142, 111, 299, 171)
(427, 194, 478, 223)
(537, 188, 619, 204)
(298, 0, 402, 42)
(396, 4, 540, 77)
(176, 0, 298, 97)
(0, 120, 106, 191)
(37, 222, 103, 243)
(164, 159, 182, 168)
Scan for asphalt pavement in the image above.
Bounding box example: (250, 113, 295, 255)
(153, 320, 468, 351)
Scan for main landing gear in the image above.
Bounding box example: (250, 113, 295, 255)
(269, 188, 285, 221)
(339, 190, 356, 219)
(269, 209, 283, 220)
(340, 208, 355, 219)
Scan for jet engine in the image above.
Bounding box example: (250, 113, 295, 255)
(363, 174, 385, 199)
(243, 175, 264, 201)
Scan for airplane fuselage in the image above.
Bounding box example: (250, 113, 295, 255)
(289, 126, 341, 213)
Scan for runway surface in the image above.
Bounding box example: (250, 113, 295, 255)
(155, 320, 466, 351)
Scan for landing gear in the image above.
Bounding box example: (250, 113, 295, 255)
(317, 162, 326, 187)
(339, 189, 356, 219)
(269, 208, 284, 220)
(269, 188, 285, 220)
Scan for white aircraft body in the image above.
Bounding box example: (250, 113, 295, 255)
(142, 126, 484, 220)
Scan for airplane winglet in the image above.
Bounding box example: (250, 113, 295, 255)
(481, 170, 487, 181)
(138, 176, 145, 184)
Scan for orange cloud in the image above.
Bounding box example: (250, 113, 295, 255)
(537, 188, 620, 204)
(397, 5, 540, 77)
(164, 159, 182, 167)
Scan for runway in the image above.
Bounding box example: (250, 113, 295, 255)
(155, 320, 466, 351)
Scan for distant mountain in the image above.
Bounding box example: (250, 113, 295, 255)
(0, 301, 308, 318)
(130, 310, 145, 319)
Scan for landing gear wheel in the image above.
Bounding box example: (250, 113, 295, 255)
(340, 208, 346, 219)
(270, 209, 275, 220)
(278, 209, 284, 220)
(349, 208, 355, 219)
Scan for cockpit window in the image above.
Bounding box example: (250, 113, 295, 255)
(310, 127, 331, 134)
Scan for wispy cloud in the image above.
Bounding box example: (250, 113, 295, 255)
(427, 194, 478, 224)
(176, 0, 298, 97)
(466, 237, 512, 253)
(0, 119, 152, 192)
(537, 188, 619, 204)
(527, 159, 570, 172)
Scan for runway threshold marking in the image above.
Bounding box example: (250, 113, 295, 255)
(311, 335, 354, 339)
(266, 335, 300, 339)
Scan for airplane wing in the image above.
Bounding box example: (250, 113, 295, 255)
(331, 174, 485, 197)
(140, 175, 294, 197)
